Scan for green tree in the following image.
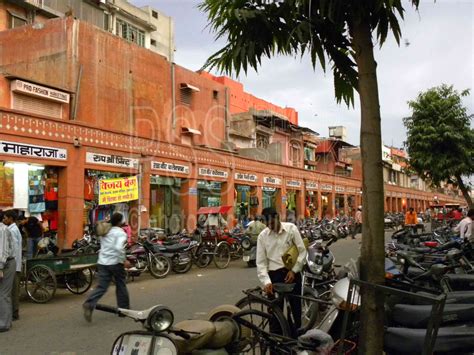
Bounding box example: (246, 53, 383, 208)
(199, 1, 420, 353)
(404, 85, 474, 208)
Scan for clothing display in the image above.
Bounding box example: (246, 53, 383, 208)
(28, 170, 45, 213)
(0, 165, 14, 207)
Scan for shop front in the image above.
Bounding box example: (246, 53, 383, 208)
(263, 176, 282, 212)
(320, 183, 334, 218)
(150, 161, 190, 234)
(234, 172, 259, 222)
(335, 186, 345, 216)
(305, 181, 319, 218)
(346, 187, 357, 216)
(197, 167, 229, 208)
(0, 139, 67, 235)
(286, 179, 303, 222)
(84, 152, 139, 232)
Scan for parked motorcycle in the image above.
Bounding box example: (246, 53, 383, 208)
(126, 238, 171, 279)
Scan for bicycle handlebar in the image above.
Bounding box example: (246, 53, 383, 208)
(96, 304, 119, 314)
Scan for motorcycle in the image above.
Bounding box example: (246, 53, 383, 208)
(241, 235, 257, 267)
(126, 238, 171, 279)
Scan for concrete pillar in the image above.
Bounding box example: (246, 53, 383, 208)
(317, 190, 322, 220)
(296, 189, 305, 221)
(58, 147, 85, 249)
(180, 178, 198, 231)
(140, 160, 151, 230)
(329, 192, 335, 218)
(279, 185, 286, 221)
(221, 171, 236, 226)
(343, 194, 348, 215)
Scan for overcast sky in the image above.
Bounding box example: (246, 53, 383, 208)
(132, 0, 473, 146)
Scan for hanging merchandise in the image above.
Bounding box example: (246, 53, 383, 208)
(0, 164, 14, 207)
(44, 168, 59, 210)
(84, 176, 95, 201)
(28, 169, 46, 213)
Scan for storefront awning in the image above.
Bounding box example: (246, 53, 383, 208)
(180, 83, 200, 92)
(197, 205, 233, 215)
(181, 127, 202, 135)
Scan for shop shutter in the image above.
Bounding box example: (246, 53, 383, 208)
(12, 93, 63, 119)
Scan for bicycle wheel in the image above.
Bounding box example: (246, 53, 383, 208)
(233, 308, 291, 354)
(149, 254, 171, 279)
(65, 268, 93, 294)
(236, 296, 291, 337)
(26, 265, 57, 303)
(214, 242, 231, 269)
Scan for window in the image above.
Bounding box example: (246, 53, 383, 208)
(304, 146, 315, 161)
(151, 39, 157, 46)
(180, 89, 193, 106)
(116, 19, 145, 47)
(256, 133, 269, 149)
(213, 90, 219, 100)
(9, 13, 27, 29)
(152, 10, 159, 19)
(291, 144, 300, 167)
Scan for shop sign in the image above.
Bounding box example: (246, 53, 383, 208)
(198, 167, 228, 178)
(189, 187, 198, 195)
(321, 184, 333, 191)
(11, 79, 70, 104)
(152, 161, 189, 174)
(87, 152, 138, 169)
(1, 140, 67, 160)
(305, 181, 318, 190)
(98, 176, 139, 205)
(234, 172, 257, 183)
(286, 180, 302, 188)
(382, 145, 392, 162)
(346, 187, 357, 193)
(335, 186, 345, 193)
(263, 176, 281, 185)
(392, 163, 402, 172)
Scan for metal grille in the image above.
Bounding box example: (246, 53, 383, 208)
(180, 89, 192, 106)
(12, 93, 62, 119)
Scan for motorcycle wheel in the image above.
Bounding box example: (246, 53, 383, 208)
(172, 253, 193, 274)
(149, 254, 171, 279)
(301, 286, 320, 332)
(195, 246, 213, 268)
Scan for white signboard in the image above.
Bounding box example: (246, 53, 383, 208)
(11, 79, 70, 104)
(86, 152, 138, 169)
(1, 140, 67, 160)
(286, 180, 302, 188)
(382, 145, 392, 162)
(263, 176, 282, 186)
(235, 172, 257, 183)
(321, 184, 333, 192)
(346, 187, 357, 193)
(198, 167, 228, 178)
(335, 186, 345, 193)
(306, 181, 318, 190)
(152, 161, 189, 174)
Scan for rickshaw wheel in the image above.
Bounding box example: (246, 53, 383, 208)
(65, 268, 94, 294)
(26, 265, 57, 303)
(214, 242, 231, 269)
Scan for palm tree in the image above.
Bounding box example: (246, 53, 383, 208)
(199, 1, 421, 353)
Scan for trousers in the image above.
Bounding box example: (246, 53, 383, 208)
(0, 259, 16, 331)
(84, 264, 129, 309)
(12, 272, 20, 318)
(268, 268, 302, 334)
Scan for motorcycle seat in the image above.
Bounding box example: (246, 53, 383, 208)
(445, 274, 474, 289)
(410, 247, 431, 253)
(273, 283, 296, 294)
(162, 243, 188, 252)
(392, 303, 474, 328)
(384, 326, 474, 354)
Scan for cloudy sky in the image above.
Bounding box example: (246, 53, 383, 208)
(132, 0, 473, 146)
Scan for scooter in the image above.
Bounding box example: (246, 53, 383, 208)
(240, 235, 257, 267)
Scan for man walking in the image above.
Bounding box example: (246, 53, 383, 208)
(256, 207, 307, 332)
(0, 211, 16, 332)
(352, 206, 362, 239)
(454, 209, 474, 242)
(83, 212, 129, 322)
(3, 210, 22, 320)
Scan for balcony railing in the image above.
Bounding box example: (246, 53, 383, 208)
(25, 0, 44, 8)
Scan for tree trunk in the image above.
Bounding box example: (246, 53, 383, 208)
(351, 20, 385, 355)
(455, 174, 473, 209)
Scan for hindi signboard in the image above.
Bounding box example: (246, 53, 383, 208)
(87, 152, 139, 169)
(198, 167, 228, 178)
(1, 140, 67, 160)
(286, 180, 302, 188)
(152, 161, 190, 174)
(263, 176, 282, 186)
(235, 172, 258, 183)
(98, 176, 139, 205)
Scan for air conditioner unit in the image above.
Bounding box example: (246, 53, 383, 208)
(99, 0, 106, 4)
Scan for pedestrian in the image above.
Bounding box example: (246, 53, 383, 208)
(454, 209, 474, 242)
(2, 210, 22, 320)
(256, 207, 307, 332)
(352, 206, 362, 239)
(83, 212, 130, 322)
(24, 216, 43, 258)
(0, 211, 16, 332)
(404, 207, 418, 225)
(204, 213, 227, 229)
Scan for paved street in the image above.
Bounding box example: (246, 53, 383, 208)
(0, 234, 369, 355)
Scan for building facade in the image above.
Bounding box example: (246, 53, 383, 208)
(0, 16, 462, 248)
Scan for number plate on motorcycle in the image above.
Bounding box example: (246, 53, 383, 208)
(112, 334, 177, 355)
(243, 256, 250, 262)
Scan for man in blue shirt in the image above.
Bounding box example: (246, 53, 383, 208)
(3, 210, 22, 320)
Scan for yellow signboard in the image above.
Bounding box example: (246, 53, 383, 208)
(99, 176, 139, 205)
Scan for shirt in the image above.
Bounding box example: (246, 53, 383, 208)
(0, 223, 14, 270)
(355, 210, 362, 224)
(8, 224, 22, 272)
(204, 214, 227, 228)
(454, 217, 472, 241)
(98, 227, 127, 265)
(256, 222, 307, 286)
(405, 212, 418, 225)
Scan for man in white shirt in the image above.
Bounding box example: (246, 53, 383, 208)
(3, 210, 22, 320)
(454, 209, 474, 242)
(204, 213, 228, 228)
(83, 212, 130, 322)
(0, 212, 15, 332)
(256, 207, 307, 331)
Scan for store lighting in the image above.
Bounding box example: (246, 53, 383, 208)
(3, 162, 44, 171)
